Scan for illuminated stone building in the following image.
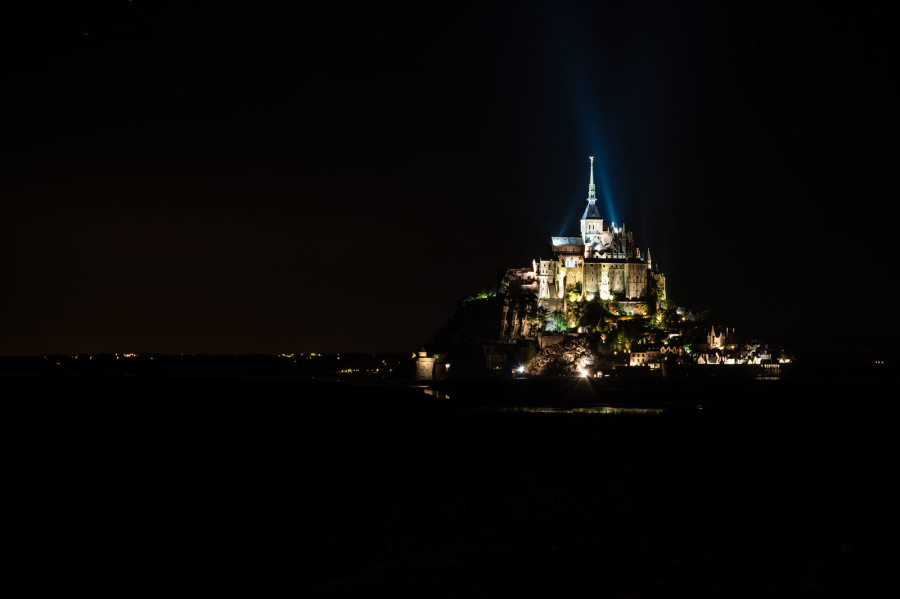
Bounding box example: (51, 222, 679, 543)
(500, 157, 666, 338)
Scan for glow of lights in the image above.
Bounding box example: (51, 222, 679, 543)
(578, 368, 589, 378)
(517, 366, 525, 373)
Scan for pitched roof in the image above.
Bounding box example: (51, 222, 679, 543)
(581, 201, 603, 220)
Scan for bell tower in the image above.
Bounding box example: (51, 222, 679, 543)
(580, 156, 604, 254)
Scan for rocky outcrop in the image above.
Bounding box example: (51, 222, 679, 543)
(500, 295, 537, 341)
(526, 335, 599, 376)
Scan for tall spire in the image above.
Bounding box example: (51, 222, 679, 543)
(581, 155, 603, 221)
(588, 156, 596, 202)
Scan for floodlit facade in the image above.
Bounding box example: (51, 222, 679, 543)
(501, 157, 666, 314)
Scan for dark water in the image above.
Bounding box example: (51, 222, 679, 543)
(8, 376, 889, 597)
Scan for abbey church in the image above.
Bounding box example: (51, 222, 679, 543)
(499, 157, 666, 338)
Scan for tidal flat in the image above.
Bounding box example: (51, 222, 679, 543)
(9, 376, 887, 597)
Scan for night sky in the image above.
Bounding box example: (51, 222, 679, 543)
(2, 1, 895, 355)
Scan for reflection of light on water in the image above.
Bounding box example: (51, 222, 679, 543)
(486, 406, 667, 415)
(423, 388, 450, 399)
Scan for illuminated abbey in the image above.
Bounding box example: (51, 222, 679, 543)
(499, 157, 666, 338)
(419, 159, 787, 378)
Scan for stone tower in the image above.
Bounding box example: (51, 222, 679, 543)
(579, 156, 604, 255)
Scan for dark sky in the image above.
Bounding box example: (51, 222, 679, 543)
(2, 1, 896, 355)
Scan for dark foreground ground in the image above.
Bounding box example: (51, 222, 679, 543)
(8, 376, 892, 597)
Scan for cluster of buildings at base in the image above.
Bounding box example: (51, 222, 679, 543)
(415, 157, 788, 380)
(415, 325, 787, 380)
(628, 325, 782, 370)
